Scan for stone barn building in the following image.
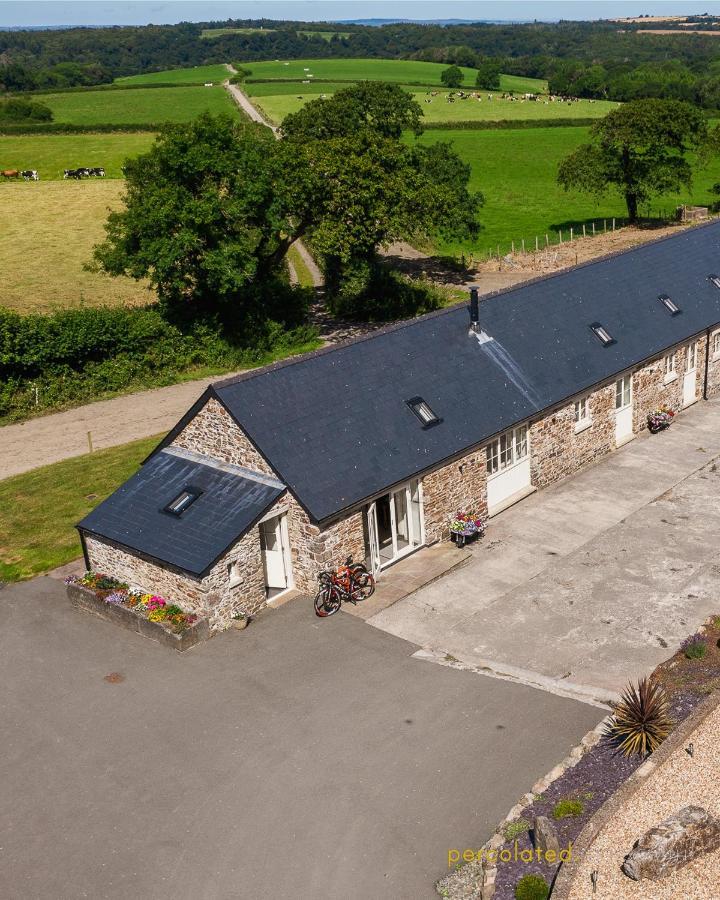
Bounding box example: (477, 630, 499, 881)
(78, 222, 720, 630)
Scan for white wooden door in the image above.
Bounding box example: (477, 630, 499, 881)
(683, 342, 698, 407)
(366, 501, 381, 577)
(260, 515, 288, 592)
(486, 426, 531, 512)
(614, 375, 633, 445)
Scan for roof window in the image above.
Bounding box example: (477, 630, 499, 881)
(589, 322, 615, 347)
(164, 487, 202, 517)
(407, 396, 441, 427)
(709, 275, 720, 289)
(658, 294, 680, 315)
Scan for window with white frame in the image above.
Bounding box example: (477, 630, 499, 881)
(615, 375, 632, 410)
(574, 396, 591, 432)
(486, 425, 528, 475)
(714, 332, 720, 359)
(686, 341, 698, 372)
(663, 352, 677, 382)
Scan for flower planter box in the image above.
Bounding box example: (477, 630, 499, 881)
(67, 583, 210, 652)
(450, 529, 481, 548)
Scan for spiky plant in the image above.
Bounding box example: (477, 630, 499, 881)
(606, 677, 673, 757)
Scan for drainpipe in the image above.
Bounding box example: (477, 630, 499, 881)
(703, 327, 711, 400)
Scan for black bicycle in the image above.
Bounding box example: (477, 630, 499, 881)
(314, 556, 376, 617)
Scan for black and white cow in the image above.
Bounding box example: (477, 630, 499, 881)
(63, 169, 83, 179)
(89, 167, 105, 177)
(21, 170, 39, 181)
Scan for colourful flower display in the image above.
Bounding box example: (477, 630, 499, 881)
(449, 511, 486, 536)
(66, 573, 198, 632)
(647, 406, 675, 433)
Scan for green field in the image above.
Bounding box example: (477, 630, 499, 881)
(201, 27, 276, 39)
(0, 434, 161, 581)
(0, 131, 155, 180)
(242, 57, 482, 85)
(116, 64, 231, 84)
(411, 126, 720, 256)
(34, 85, 237, 125)
(247, 81, 616, 126)
(297, 31, 352, 40)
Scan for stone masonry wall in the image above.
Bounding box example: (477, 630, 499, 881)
(706, 330, 720, 398)
(531, 382, 616, 489)
(633, 347, 686, 434)
(422, 451, 488, 542)
(171, 396, 276, 477)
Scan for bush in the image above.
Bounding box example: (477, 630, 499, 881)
(683, 636, 708, 659)
(0, 97, 52, 122)
(605, 677, 673, 757)
(552, 798, 584, 819)
(504, 817, 531, 841)
(514, 874, 550, 900)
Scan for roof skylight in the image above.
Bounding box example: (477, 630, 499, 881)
(658, 294, 681, 315)
(589, 322, 615, 347)
(709, 275, 720, 290)
(164, 487, 202, 517)
(407, 396, 441, 427)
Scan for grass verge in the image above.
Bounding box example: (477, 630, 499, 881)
(0, 434, 161, 582)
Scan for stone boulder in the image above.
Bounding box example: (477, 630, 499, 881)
(622, 805, 720, 881)
(533, 815, 560, 855)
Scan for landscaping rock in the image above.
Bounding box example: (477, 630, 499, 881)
(622, 805, 720, 881)
(533, 815, 560, 855)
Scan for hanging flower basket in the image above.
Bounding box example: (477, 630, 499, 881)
(647, 406, 675, 434)
(449, 511, 486, 548)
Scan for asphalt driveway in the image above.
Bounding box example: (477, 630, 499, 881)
(0, 578, 600, 900)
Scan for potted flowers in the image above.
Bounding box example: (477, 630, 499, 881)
(231, 612, 249, 630)
(449, 511, 486, 548)
(647, 406, 675, 434)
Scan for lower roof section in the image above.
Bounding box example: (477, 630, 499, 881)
(78, 447, 285, 577)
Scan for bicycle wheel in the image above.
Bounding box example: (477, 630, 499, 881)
(314, 586, 341, 617)
(353, 571, 375, 600)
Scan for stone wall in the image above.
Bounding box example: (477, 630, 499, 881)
(530, 383, 616, 488)
(706, 330, 720, 398)
(422, 452, 488, 543)
(633, 347, 686, 434)
(171, 396, 276, 477)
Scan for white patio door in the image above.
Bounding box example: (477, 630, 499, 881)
(259, 514, 291, 598)
(615, 374, 633, 445)
(486, 425, 531, 513)
(683, 341, 698, 407)
(365, 480, 424, 577)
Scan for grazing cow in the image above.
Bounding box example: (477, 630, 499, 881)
(2, 170, 20, 179)
(63, 168, 83, 179)
(89, 167, 105, 177)
(21, 170, 39, 181)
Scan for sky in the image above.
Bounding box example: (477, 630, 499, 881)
(3, 1, 720, 28)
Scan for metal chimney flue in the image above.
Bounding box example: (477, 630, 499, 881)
(469, 287, 480, 333)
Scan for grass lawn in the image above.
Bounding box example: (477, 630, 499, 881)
(0, 179, 154, 313)
(243, 57, 481, 85)
(0, 435, 161, 582)
(34, 85, 237, 126)
(411, 126, 720, 256)
(247, 81, 616, 125)
(116, 64, 231, 84)
(286, 244, 315, 287)
(0, 131, 155, 180)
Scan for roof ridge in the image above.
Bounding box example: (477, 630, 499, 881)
(162, 445, 285, 489)
(212, 218, 720, 392)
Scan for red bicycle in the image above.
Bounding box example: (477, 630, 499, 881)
(314, 556, 376, 617)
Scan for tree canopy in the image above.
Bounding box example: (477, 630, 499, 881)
(475, 59, 502, 90)
(557, 99, 714, 221)
(95, 84, 482, 318)
(441, 65, 464, 88)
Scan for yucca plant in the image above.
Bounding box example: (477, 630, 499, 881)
(606, 677, 673, 757)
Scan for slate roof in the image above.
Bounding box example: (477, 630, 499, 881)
(204, 221, 720, 524)
(78, 447, 285, 576)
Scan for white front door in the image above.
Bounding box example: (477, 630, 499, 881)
(259, 514, 290, 598)
(683, 341, 698, 407)
(614, 374, 633, 445)
(365, 479, 424, 577)
(486, 425, 531, 513)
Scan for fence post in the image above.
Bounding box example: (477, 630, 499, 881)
(545, 233, 549, 247)
(570, 227, 574, 241)
(592, 222, 596, 236)
(87, 431, 94, 454)
(559, 230, 563, 244)
(612, 218, 616, 231)
(511, 240, 515, 254)
(603, 219, 607, 232)
(582, 224, 586, 238)
(535, 236, 539, 252)
(521, 239, 525, 253)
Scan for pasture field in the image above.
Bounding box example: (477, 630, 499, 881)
(0, 180, 154, 313)
(412, 126, 720, 256)
(242, 58, 481, 84)
(201, 28, 276, 39)
(297, 31, 352, 40)
(246, 81, 616, 125)
(34, 85, 237, 126)
(115, 64, 231, 84)
(0, 132, 155, 180)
